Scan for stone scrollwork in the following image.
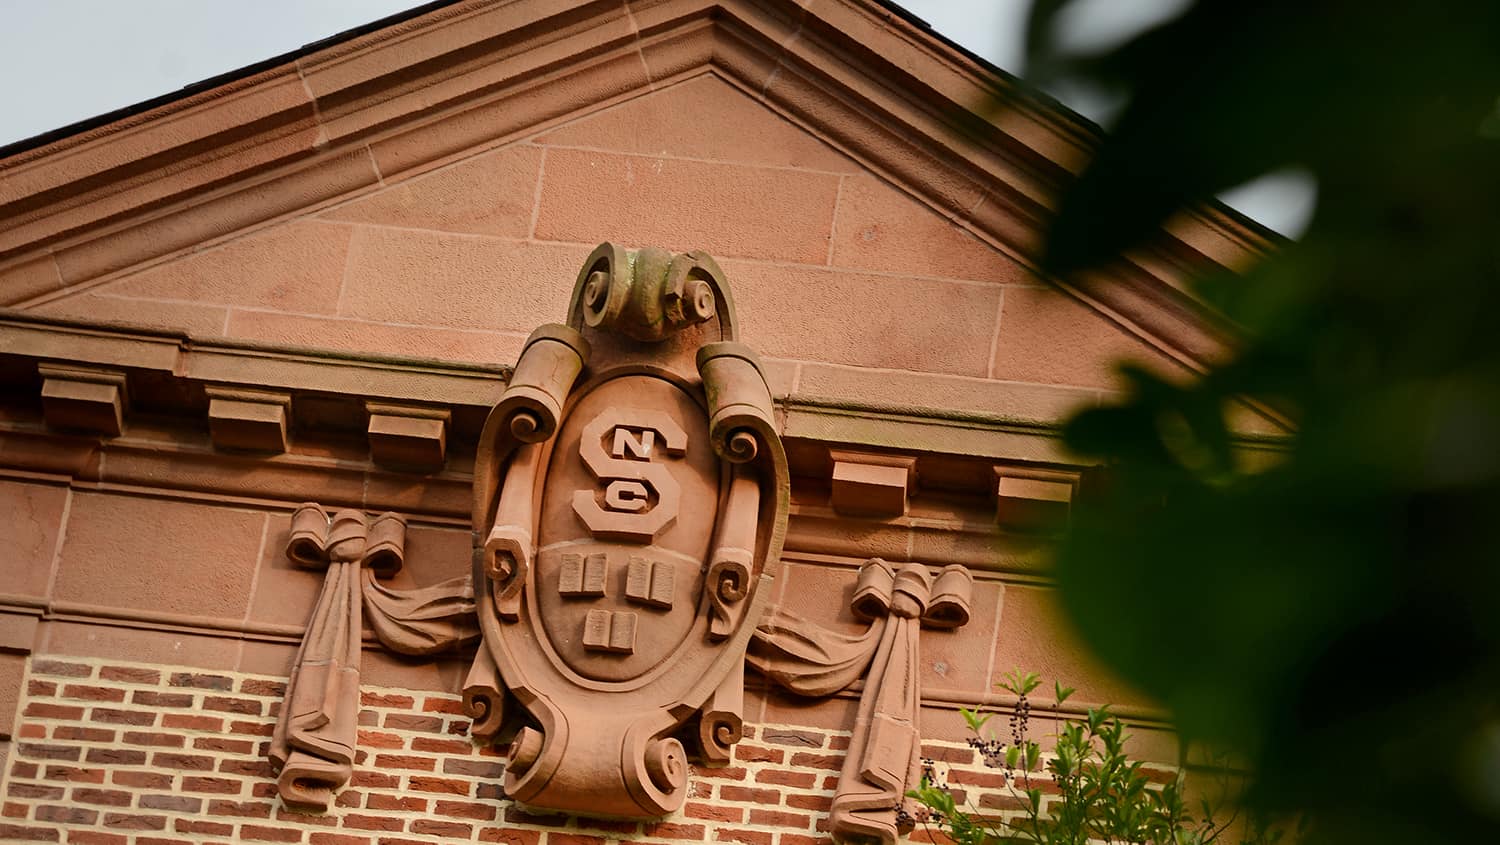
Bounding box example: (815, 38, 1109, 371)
(468, 243, 790, 818)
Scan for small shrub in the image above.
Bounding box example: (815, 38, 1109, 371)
(908, 670, 1286, 845)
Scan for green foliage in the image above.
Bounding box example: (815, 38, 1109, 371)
(909, 672, 1266, 845)
(1016, 2, 1500, 842)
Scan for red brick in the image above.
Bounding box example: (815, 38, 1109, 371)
(8, 784, 63, 800)
(719, 785, 780, 804)
(442, 758, 504, 778)
(162, 714, 222, 731)
(44, 766, 104, 783)
(51, 726, 114, 742)
(151, 752, 214, 770)
(372, 754, 435, 772)
(23, 703, 84, 720)
(780, 835, 834, 845)
(786, 794, 833, 812)
(478, 828, 541, 845)
(62, 685, 125, 703)
(18, 743, 80, 761)
(100, 812, 167, 830)
(411, 737, 472, 754)
(642, 822, 706, 840)
(9, 761, 40, 779)
(192, 736, 255, 754)
(240, 679, 286, 697)
(734, 745, 785, 764)
(67, 832, 125, 845)
(36, 805, 97, 824)
(242, 825, 303, 842)
(788, 752, 844, 771)
(91, 709, 154, 726)
(686, 802, 743, 822)
(131, 691, 193, 708)
(357, 730, 403, 749)
(138, 795, 202, 813)
(696, 766, 748, 781)
(756, 770, 816, 788)
(112, 771, 171, 789)
(947, 769, 1007, 789)
(906, 828, 956, 845)
(311, 835, 373, 845)
(228, 719, 274, 736)
(476, 783, 504, 800)
(135, 839, 194, 845)
(99, 666, 160, 684)
(422, 697, 467, 715)
(363, 794, 426, 813)
(342, 815, 405, 832)
(175, 819, 233, 836)
(2, 802, 25, 818)
(920, 745, 975, 766)
(17, 725, 45, 739)
(207, 800, 273, 818)
(85, 749, 145, 765)
(31, 659, 90, 678)
(762, 726, 834, 747)
(977, 792, 1030, 811)
(124, 732, 184, 747)
(360, 692, 413, 708)
(548, 836, 607, 845)
(181, 777, 239, 794)
(218, 759, 277, 778)
(434, 800, 496, 821)
(349, 771, 399, 789)
(70, 788, 131, 807)
(26, 680, 57, 697)
(382, 714, 442, 732)
(411, 820, 472, 838)
(407, 776, 469, 795)
(203, 695, 261, 715)
(749, 809, 810, 828)
(716, 829, 773, 845)
(0, 823, 58, 841)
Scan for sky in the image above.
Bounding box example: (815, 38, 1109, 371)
(0, 0, 1312, 236)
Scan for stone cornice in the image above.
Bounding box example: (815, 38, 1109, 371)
(0, 0, 1271, 380)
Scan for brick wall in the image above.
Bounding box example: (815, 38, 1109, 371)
(2, 655, 1060, 845)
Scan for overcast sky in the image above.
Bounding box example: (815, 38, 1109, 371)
(0, 0, 1312, 236)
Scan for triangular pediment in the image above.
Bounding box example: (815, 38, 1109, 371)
(0, 0, 1283, 431)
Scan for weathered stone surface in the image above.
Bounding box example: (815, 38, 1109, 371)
(725, 260, 1001, 376)
(830, 173, 1027, 284)
(322, 145, 543, 237)
(0, 479, 69, 598)
(536, 75, 858, 173)
(104, 221, 352, 314)
(50, 493, 266, 619)
(990, 286, 1194, 390)
(534, 149, 840, 264)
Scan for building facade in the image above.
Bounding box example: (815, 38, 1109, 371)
(0, 1, 1282, 842)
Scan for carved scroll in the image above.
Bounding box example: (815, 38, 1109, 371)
(467, 243, 789, 818)
(749, 559, 974, 845)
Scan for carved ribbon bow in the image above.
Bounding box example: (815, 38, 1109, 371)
(748, 559, 973, 845)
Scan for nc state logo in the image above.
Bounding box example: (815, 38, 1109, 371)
(572, 408, 688, 542)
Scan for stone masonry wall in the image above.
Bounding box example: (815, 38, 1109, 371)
(0, 655, 1085, 845)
